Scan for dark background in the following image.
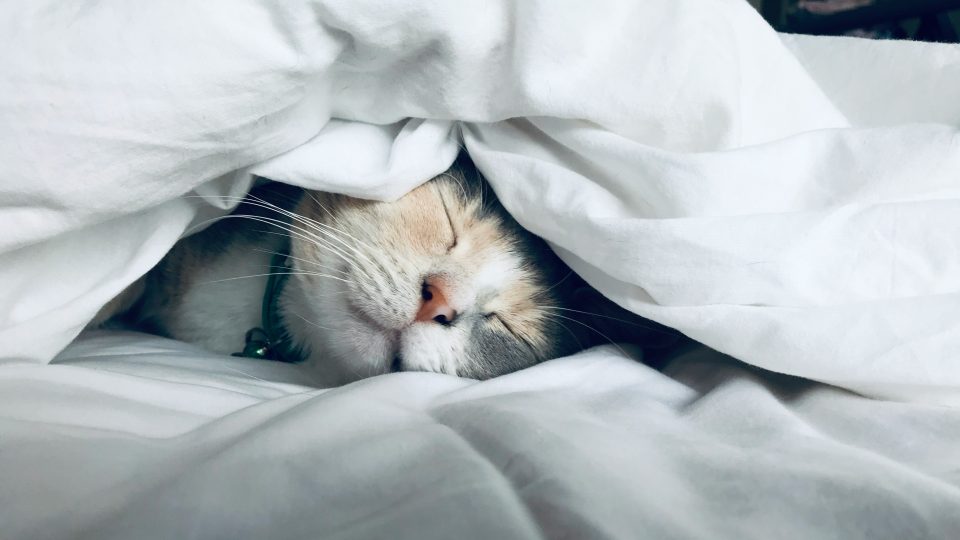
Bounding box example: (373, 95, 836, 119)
(749, 0, 960, 42)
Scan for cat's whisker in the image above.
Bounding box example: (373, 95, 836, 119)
(306, 191, 357, 239)
(305, 195, 375, 271)
(478, 172, 487, 209)
(229, 213, 376, 282)
(539, 311, 631, 359)
(550, 318, 586, 354)
(253, 227, 364, 274)
(310, 221, 380, 264)
(182, 213, 245, 236)
(251, 248, 347, 277)
(198, 271, 350, 286)
(304, 191, 341, 224)
(197, 194, 372, 271)
(233, 201, 371, 268)
(437, 172, 470, 204)
(300, 200, 379, 254)
(288, 311, 337, 332)
(203, 213, 319, 246)
(540, 305, 678, 336)
(245, 194, 380, 267)
(539, 270, 575, 296)
(186, 194, 394, 290)
(296, 227, 373, 278)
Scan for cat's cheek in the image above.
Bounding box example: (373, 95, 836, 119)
(339, 323, 396, 378)
(297, 310, 395, 385)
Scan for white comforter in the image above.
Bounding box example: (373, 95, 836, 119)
(1, 332, 957, 540)
(2, 0, 960, 538)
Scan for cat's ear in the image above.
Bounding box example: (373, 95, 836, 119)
(569, 285, 681, 350)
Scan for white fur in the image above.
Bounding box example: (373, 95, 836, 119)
(471, 253, 518, 294)
(167, 249, 272, 356)
(401, 323, 469, 375)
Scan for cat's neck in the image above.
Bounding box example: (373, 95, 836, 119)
(160, 244, 273, 355)
(277, 280, 339, 383)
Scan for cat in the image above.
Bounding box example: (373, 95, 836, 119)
(97, 155, 679, 386)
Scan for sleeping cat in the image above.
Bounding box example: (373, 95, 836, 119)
(97, 155, 677, 385)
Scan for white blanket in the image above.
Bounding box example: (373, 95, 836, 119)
(2, 332, 959, 539)
(2, 0, 960, 537)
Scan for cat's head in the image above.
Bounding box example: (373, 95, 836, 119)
(279, 157, 585, 384)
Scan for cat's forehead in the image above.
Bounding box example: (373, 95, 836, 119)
(472, 252, 517, 292)
(437, 181, 542, 301)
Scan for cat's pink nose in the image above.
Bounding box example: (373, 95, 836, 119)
(416, 281, 457, 325)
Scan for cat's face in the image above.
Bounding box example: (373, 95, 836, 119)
(280, 163, 578, 385)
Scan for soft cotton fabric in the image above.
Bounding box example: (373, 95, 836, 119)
(3, 332, 959, 540)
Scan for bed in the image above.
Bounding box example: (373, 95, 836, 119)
(2, 1, 959, 538)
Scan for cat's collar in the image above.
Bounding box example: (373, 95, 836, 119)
(233, 249, 301, 363)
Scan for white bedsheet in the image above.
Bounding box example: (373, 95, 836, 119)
(1, 332, 958, 539)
